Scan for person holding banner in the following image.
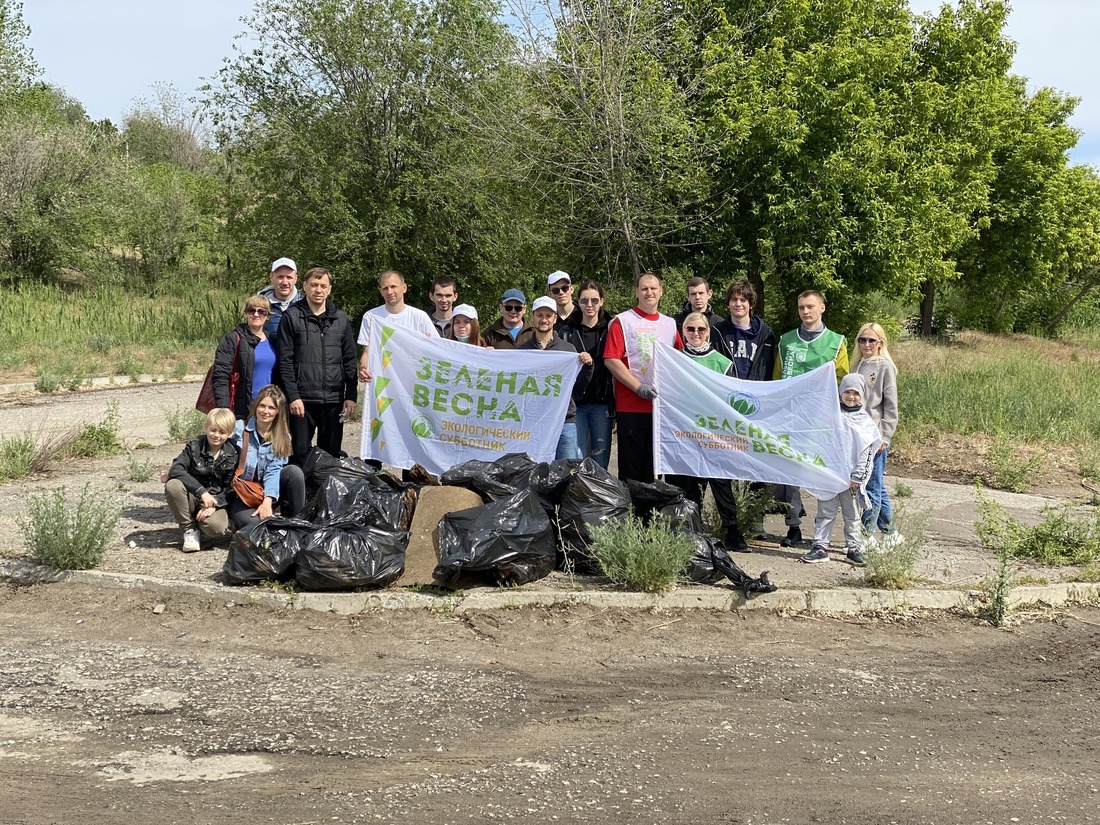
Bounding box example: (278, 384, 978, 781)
(358, 270, 439, 382)
(713, 278, 777, 382)
(521, 297, 591, 459)
(802, 373, 880, 566)
(484, 289, 535, 349)
(666, 313, 751, 552)
(773, 289, 849, 548)
(446, 304, 484, 347)
(603, 272, 682, 483)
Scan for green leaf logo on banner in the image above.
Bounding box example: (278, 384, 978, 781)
(727, 391, 760, 417)
(410, 414, 435, 439)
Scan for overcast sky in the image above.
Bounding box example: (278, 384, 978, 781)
(22, 0, 1100, 168)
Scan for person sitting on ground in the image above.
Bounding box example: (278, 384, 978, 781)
(801, 373, 880, 566)
(852, 321, 902, 547)
(228, 385, 306, 532)
(483, 288, 535, 349)
(520, 296, 592, 459)
(259, 257, 303, 337)
(665, 313, 750, 552)
(164, 408, 239, 553)
(212, 294, 276, 420)
(446, 304, 484, 347)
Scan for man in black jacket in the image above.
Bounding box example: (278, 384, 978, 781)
(277, 267, 358, 464)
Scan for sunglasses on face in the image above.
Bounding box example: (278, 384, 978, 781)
(578, 297, 601, 305)
(684, 326, 709, 333)
(245, 308, 269, 316)
(857, 337, 880, 344)
(502, 304, 524, 313)
(549, 285, 571, 295)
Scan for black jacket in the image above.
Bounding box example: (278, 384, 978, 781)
(674, 302, 725, 342)
(712, 315, 777, 381)
(167, 434, 239, 507)
(558, 307, 614, 406)
(212, 324, 270, 419)
(519, 335, 590, 423)
(276, 300, 358, 405)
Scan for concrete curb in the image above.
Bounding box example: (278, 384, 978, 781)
(4, 559, 1100, 617)
(0, 374, 203, 398)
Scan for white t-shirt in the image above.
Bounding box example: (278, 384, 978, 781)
(357, 304, 439, 345)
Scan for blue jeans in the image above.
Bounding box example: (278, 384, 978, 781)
(861, 446, 893, 533)
(556, 422, 583, 460)
(574, 403, 612, 469)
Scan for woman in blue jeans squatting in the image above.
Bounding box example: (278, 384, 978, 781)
(558, 280, 614, 469)
(851, 322, 901, 546)
(228, 385, 306, 532)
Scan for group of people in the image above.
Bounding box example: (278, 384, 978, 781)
(165, 259, 900, 568)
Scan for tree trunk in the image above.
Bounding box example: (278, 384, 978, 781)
(1047, 275, 1099, 333)
(749, 265, 765, 318)
(919, 278, 935, 337)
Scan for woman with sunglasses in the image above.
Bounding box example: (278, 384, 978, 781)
(212, 294, 277, 420)
(559, 280, 615, 469)
(851, 322, 901, 546)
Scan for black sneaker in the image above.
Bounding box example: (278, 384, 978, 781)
(725, 526, 751, 553)
(780, 526, 802, 547)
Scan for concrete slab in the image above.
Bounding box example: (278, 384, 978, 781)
(397, 486, 483, 587)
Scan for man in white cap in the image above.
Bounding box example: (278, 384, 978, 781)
(548, 270, 575, 323)
(259, 256, 303, 337)
(520, 296, 592, 459)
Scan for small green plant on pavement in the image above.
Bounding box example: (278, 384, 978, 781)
(165, 405, 207, 442)
(588, 513, 695, 593)
(862, 505, 927, 590)
(893, 481, 914, 499)
(0, 434, 38, 481)
(68, 402, 125, 458)
(984, 434, 1041, 493)
(975, 484, 1100, 566)
(17, 483, 122, 569)
(125, 452, 158, 482)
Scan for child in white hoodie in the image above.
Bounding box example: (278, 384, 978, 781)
(801, 373, 881, 566)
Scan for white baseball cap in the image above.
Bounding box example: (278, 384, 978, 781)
(547, 270, 571, 286)
(270, 257, 297, 273)
(451, 303, 478, 321)
(532, 296, 557, 313)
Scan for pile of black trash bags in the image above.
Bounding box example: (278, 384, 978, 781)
(224, 450, 776, 597)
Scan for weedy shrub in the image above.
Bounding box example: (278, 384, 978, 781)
(68, 402, 125, 458)
(588, 513, 695, 593)
(125, 452, 157, 482)
(975, 485, 1100, 566)
(1078, 441, 1100, 482)
(0, 435, 38, 480)
(862, 506, 927, 590)
(984, 434, 1040, 493)
(34, 369, 61, 394)
(893, 481, 914, 499)
(165, 405, 207, 442)
(17, 483, 121, 569)
(170, 359, 190, 380)
(982, 543, 1015, 627)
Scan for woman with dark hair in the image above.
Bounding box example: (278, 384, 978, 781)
(228, 385, 306, 531)
(446, 304, 484, 347)
(212, 294, 277, 420)
(559, 279, 614, 469)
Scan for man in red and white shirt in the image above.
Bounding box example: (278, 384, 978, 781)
(603, 272, 682, 483)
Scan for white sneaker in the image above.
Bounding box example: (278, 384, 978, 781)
(181, 528, 201, 553)
(863, 534, 881, 553)
(881, 532, 905, 549)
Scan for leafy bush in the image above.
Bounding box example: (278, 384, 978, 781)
(17, 483, 121, 569)
(0, 434, 38, 480)
(588, 513, 695, 593)
(984, 434, 1040, 493)
(34, 369, 61, 394)
(893, 481, 914, 499)
(862, 506, 927, 590)
(975, 485, 1100, 566)
(125, 452, 157, 482)
(68, 402, 125, 458)
(165, 405, 206, 442)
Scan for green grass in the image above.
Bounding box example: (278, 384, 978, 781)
(165, 406, 207, 442)
(588, 514, 696, 593)
(17, 483, 122, 570)
(975, 485, 1100, 567)
(67, 403, 125, 459)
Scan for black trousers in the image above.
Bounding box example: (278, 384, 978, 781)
(289, 401, 345, 465)
(616, 412, 654, 484)
(666, 475, 739, 529)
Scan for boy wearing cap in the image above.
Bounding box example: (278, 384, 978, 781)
(483, 289, 535, 349)
(801, 373, 880, 566)
(547, 270, 575, 323)
(521, 296, 592, 459)
(259, 256, 304, 337)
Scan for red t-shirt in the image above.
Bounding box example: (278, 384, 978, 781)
(603, 308, 682, 414)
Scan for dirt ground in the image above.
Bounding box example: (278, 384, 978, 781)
(2, 582, 1099, 825)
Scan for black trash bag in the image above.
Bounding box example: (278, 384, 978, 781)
(659, 498, 706, 535)
(529, 458, 584, 505)
(440, 459, 517, 501)
(307, 474, 409, 530)
(494, 452, 541, 489)
(302, 448, 377, 484)
(684, 534, 723, 584)
(435, 490, 556, 586)
(223, 517, 314, 585)
(559, 459, 631, 568)
(710, 543, 777, 597)
(295, 518, 408, 591)
(626, 479, 687, 522)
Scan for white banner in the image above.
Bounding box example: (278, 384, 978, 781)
(652, 344, 864, 498)
(361, 319, 581, 474)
